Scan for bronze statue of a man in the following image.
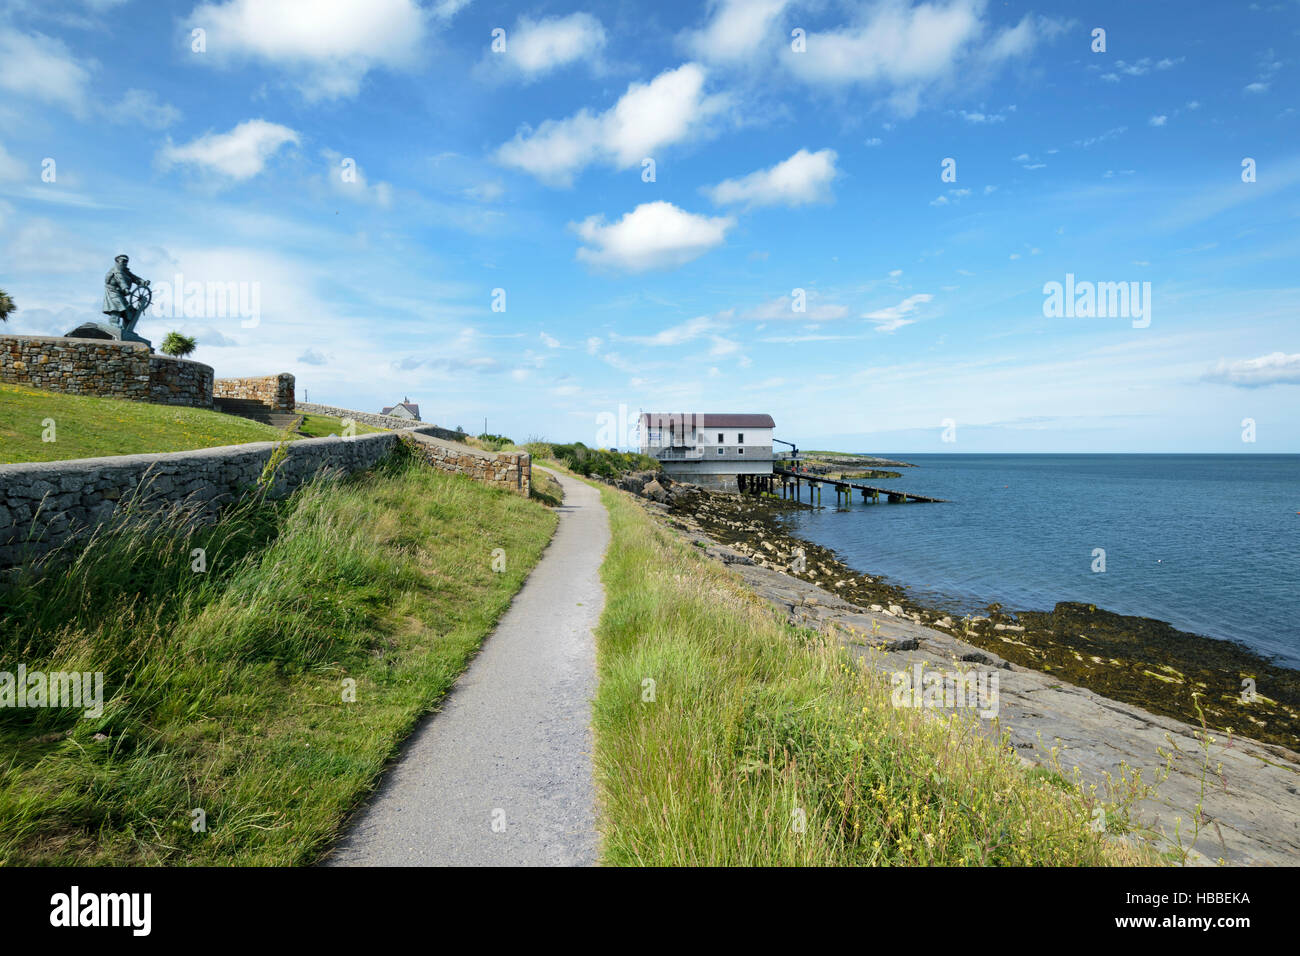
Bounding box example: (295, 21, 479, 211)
(102, 254, 150, 334)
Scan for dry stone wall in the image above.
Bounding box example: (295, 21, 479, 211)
(0, 427, 531, 567)
(2, 334, 151, 401)
(213, 373, 294, 410)
(402, 433, 530, 496)
(149, 354, 214, 408)
(0, 334, 214, 408)
(295, 401, 468, 436)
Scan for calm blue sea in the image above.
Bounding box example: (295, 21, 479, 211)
(777, 455, 1300, 667)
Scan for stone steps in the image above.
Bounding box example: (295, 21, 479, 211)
(214, 398, 301, 431)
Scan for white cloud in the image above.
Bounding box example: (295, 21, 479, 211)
(540, 332, 561, 348)
(0, 142, 24, 182)
(497, 63, 728, 186)
(779, 4, 1064, 115)
(497, 13, 605, 79)
(117, 88, 182, 129)
(620, 314, 715, 346)
(0, 28, 93, 115)
(585, 336, 602, 355)
(704, 148, 838, 208)
(957, 109, 1004, 123)
(930, 187, 972, 206)
(981, 13, 1063, 62)
(1102, 57, 1184, 81)
(864, 292, 933, 332)
(321, 148, 392, 206)
(1149, 114, 1168, 126)
(784, 2, 981, 86)
(432, 0, 472, 18)
(3, 217, 101, 275)
(683, 0, 789, 64)
(574, 201, 733, 272)
(709, 335, 741, 356)
(1245, 82, 1270, 94)
(159, 119, 299, 180)
(743, 293, 849, 321)
(186, 0, 429, 100)
(1204, 352, 1300, 387)
(1074, 126, 1127, 148)
(461, 180, 504, 203)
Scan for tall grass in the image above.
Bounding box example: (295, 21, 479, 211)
(0, 449, 556, 864)
(590, 484, 1156, 866)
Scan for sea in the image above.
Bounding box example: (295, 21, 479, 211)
(776, 454, 1300, 667)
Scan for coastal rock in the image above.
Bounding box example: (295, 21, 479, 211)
(651, 488, 1300, 867)
(641, 479, 668, 502)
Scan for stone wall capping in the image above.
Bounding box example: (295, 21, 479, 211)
(0, 420, 530, 568)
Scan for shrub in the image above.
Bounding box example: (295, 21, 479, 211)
(160, 331, 197, 357)
(548, 442, 658, 479)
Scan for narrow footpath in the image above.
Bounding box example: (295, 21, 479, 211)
(326, 468, 608, 866)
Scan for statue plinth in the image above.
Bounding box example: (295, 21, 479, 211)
(65, 322, 153, 351)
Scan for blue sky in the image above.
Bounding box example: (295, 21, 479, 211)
(1, 0, 1297, 452)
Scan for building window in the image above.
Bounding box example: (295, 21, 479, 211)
(717, 432, 724, 443)
(738, 448, 744, 455)
(737, 433, 744, 444)
(717, 447, 724, 455)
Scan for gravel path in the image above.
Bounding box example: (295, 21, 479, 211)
(326, 468, 607, 866)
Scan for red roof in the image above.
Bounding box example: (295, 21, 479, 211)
(640, 412, 774, 428)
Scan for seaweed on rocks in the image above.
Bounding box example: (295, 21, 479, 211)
(669, 487, 1300, 750)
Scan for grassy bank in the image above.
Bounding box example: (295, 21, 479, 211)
(296, 412, 386, 438)
(591, 483, 1153, 865)
(0, 383, 290, 463)
(0, 447, 556, 864)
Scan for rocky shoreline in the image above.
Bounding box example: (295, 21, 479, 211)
(657, 481, 1300, 751)
(613, 472, 1300, 865)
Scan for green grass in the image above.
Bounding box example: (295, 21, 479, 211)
(0, 445, 557, 864)
(296, 413, 386, 438)
(530, 467, 564, 507)
(589, 482, 1157, 866)
(1, 383, 288, 464)
(0, 386, 395, 463)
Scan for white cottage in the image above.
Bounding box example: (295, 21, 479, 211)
(381, 397, 421, 421)
(639, 412, 775, 491)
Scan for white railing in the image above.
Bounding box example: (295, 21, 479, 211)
(650, 447, 705, 460)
